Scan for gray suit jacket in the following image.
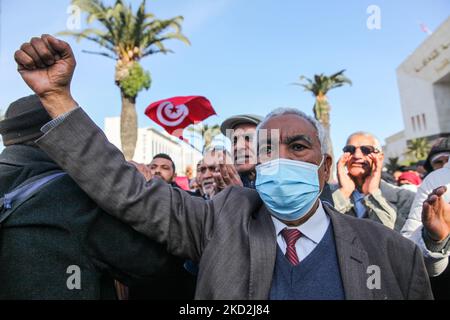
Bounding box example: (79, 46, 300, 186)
(37, 109, 433, 300)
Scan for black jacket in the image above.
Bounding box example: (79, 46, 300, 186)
(0, 145, 194, 300)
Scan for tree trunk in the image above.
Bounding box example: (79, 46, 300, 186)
(120, 90, 138, 161)
(314, 97, 336, 183)
(324, 126, 336, 183)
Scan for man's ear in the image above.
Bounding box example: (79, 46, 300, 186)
(323, 154, 333, 181)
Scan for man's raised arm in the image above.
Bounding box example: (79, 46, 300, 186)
(14, 35, 219, 261)
(14, 34, 78, 117)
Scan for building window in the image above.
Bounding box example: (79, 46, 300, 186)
(416, 115, 421, 131)
(411, 117, 416, 132)
(422, 113, 427, 130)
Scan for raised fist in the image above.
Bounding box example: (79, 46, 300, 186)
(14, 34, 78, 117)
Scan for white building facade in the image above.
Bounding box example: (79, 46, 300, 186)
(104, 117, 203, 175)
(383, 130, 408, 162)
(385, 17, 450, 161)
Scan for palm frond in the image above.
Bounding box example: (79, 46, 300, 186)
(62, 0, 190, 62)
(295, 70, 351, 96)
(81, 50, 116, 59)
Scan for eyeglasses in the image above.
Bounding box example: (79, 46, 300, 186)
(342, 145, 380, 155)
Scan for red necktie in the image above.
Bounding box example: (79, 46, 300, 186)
(281, 228, 302, 266)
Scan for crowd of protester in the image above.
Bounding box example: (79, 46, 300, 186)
(0, 34, 449, 300)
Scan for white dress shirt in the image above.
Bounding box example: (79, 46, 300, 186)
(271, 201, 330, 261)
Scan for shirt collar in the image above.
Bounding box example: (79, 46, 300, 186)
(271, 201, 330, 244)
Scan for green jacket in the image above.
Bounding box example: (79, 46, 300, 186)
(0, 145, 195, 300)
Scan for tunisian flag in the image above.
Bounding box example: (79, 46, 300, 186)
(145, 96, 217, 139)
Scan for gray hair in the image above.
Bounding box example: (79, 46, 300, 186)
(256, 107, 328, 154)
(346, 131, 382, 151)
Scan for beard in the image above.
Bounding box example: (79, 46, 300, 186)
(201, 178, 217, 198)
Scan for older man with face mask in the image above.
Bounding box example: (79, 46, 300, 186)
(15, 35, 433, 300)
(332, 132, 415, 231)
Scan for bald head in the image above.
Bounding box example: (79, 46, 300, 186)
(346, 132, 381, 151)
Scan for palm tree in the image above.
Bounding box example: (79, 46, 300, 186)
(294, 70, 352, 171)
(59, 0, 190, 160)
(407, 138, 431, 161)
(187, 124, 221, 153)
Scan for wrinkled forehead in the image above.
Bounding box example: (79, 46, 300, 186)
(346, 134, 377, 147)
(258, 115, 319, 146)
(231, 123, 257, 137)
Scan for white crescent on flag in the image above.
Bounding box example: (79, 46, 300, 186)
(156, 101, 190, 127)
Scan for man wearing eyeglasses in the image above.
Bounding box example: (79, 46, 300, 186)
(332, 132, 415, 231)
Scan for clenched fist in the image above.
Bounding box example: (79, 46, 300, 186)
(14, 34, 78, 118)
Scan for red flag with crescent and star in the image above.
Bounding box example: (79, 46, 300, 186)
(145, 96, 217, 139)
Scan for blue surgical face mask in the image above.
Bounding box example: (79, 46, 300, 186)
(255, 157, 324, 221)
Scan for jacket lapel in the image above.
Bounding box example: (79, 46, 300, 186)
(248, 202, 375, 300)
(325, 205, 374, 300)
(248, 205, 277, 300)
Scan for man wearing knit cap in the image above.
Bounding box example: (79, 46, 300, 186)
(14, 35, 434, 299)
(0, 95, 195, 300)
(0, 95, 52, 146)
